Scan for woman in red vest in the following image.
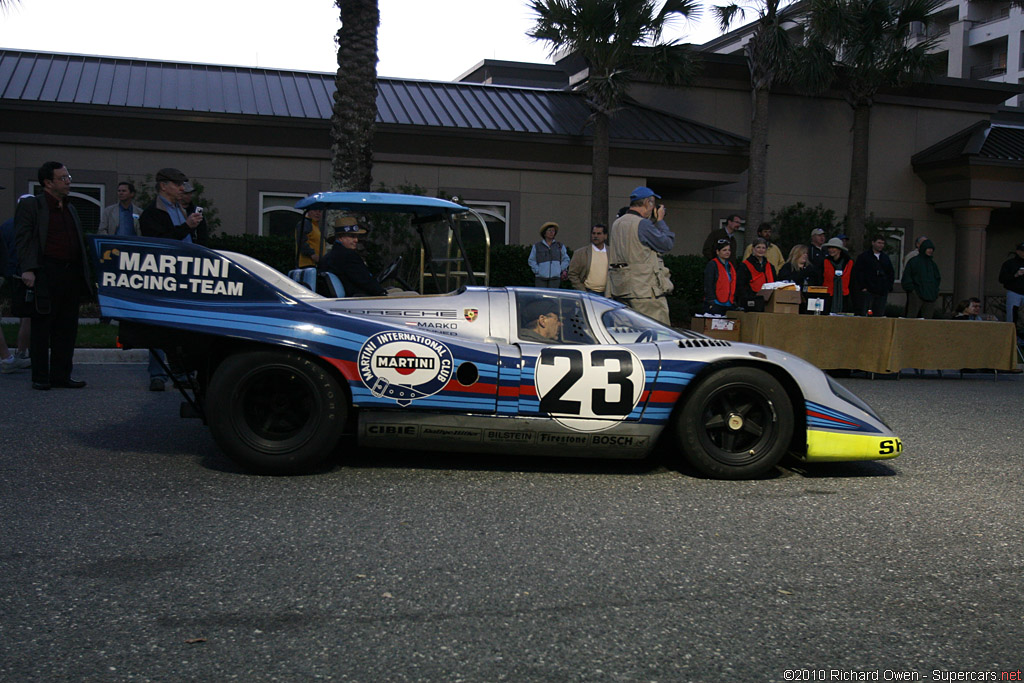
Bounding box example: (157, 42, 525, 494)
(702, 239, 738, 314)
(819, 237, 854, 313)
(738, 237, 776, 309)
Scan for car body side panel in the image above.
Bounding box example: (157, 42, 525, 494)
(356, 411, 661, 458)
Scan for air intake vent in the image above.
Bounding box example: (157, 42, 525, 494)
(677, 339, 732, 349)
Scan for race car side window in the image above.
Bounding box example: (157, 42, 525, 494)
(514, 290, 597, 344)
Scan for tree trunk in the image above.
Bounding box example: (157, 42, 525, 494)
(331, 0, 379, 192)
(591, 109, 610, 228)
(845, 102, 871, 253)
(745, 85, 771, 229)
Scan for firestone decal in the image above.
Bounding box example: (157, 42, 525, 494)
(358, 331, 455, 406)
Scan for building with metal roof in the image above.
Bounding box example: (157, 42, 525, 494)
(2, 47, 1024, 308)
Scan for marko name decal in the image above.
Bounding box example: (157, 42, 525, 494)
(100, 249, 243, 296)
(358, 331, 455, 406)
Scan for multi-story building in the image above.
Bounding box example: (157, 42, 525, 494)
(702, 0, 1024, 107)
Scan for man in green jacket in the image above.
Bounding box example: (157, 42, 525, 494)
(902, 239, 941, 318)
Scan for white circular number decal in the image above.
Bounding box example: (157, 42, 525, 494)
(534, 348, 645, 432)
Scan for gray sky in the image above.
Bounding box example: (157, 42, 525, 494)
(1, 0, 720, 80)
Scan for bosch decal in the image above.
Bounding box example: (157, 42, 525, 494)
(358, 331, 455, 406)
(99, 248, 243, 297)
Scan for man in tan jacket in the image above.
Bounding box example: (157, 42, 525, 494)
(567, 223, 608, 295)
(606, 186, 675, 325)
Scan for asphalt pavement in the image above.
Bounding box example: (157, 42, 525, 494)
(1, 365, 1022, 682)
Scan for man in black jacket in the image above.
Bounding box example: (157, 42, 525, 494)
(139, 168, 203, 242)
(998, 241, 1024, 331)
(13, 162, 92, 390)
(852, 234, 895, 316)
(321, 217, 386, 297)
(138, 167, 203, 390)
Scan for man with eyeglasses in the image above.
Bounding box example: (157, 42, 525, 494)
(14, 161, 92, 390)
(519, 299, 563, 343)
(701, 213, 742, 264)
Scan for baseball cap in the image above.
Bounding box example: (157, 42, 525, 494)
(155, 168, 188, 184)
(629, 186, 661, 201)
(524, 299, 559, 322)
(1016, 242, 1024, 251)
(182, 181, 195, 193)
(810, 228, 825, 236)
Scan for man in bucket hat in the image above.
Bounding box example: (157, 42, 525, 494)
(321, 216, 386, 297)
(606, 186, 675, 324)
(528, 221, 569, 288)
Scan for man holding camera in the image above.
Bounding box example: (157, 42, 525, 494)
(139, 168, 204, 242)
(138, 167, 204, 391)
(606, 186, 675, 325)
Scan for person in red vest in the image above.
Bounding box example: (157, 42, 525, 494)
(702, 239, 738, 314)
(737, 237, 776, 309)
(819, 237, 854, 314)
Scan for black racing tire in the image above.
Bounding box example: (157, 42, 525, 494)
(206, 350, 348, 474)
(676, 366, 793, 479)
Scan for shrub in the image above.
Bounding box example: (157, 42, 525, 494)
(207, 234, 295, 274)
(770, 202, 842, 256)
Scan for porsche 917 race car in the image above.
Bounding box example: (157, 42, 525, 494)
(88, 195, 901, 479)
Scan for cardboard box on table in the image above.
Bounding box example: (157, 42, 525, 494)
(690, 316, 741, 341)
(764, 286, 802, 314)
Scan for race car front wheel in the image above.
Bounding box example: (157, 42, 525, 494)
(676, 367, 793, 479)
(207, 350, 348, 474)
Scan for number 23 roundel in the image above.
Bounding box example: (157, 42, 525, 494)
(533, 347, 646, 432)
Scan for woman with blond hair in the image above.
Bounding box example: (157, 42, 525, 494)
(778, 244, 815, 288)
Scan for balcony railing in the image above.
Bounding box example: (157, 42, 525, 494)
(970, 63, 1008, 78)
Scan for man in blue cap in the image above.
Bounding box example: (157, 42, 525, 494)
(606, 186, 675, 325)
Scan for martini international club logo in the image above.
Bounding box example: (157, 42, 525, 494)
(358, 331, 455, 406)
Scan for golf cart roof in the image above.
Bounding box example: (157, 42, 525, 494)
(294, 192, 469, 220)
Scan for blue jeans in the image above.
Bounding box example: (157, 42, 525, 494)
(148, 348, 168, 381)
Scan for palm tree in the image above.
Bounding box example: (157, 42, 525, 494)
(802, 0, 941, 251)
(713, 0, 798, 229)
(331, 0, 379, 192)
(529, 0, 700, 226)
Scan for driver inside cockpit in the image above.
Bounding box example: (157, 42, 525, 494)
(320, 216, 388, 297)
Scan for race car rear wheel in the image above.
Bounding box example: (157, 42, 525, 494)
(676, 367, 793, 479)
(206, 350, 348, 474)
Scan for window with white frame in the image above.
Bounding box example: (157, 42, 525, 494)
(28, 182, 104, 233)
(260, 193, 305, 238)
(461, 200, 510, 247)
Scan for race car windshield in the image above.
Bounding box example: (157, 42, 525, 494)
(218, 251, 323, 300)
(600, 306, 685, 344)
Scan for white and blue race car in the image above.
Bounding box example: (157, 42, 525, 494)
(88, 193, 901, 479)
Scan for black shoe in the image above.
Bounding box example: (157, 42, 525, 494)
(52, 378, 87, 389)
(149, 378, 166, 392)
(32, 381, 51, 391)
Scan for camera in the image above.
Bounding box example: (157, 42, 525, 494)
(195, 206, 203, 215)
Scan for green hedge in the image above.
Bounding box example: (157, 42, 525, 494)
(206, 234, 295, 275)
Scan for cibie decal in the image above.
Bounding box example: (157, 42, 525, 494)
(464, 308, 479, 322)
(358, 331, 454, 406)
(534, 347, 645, 432)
